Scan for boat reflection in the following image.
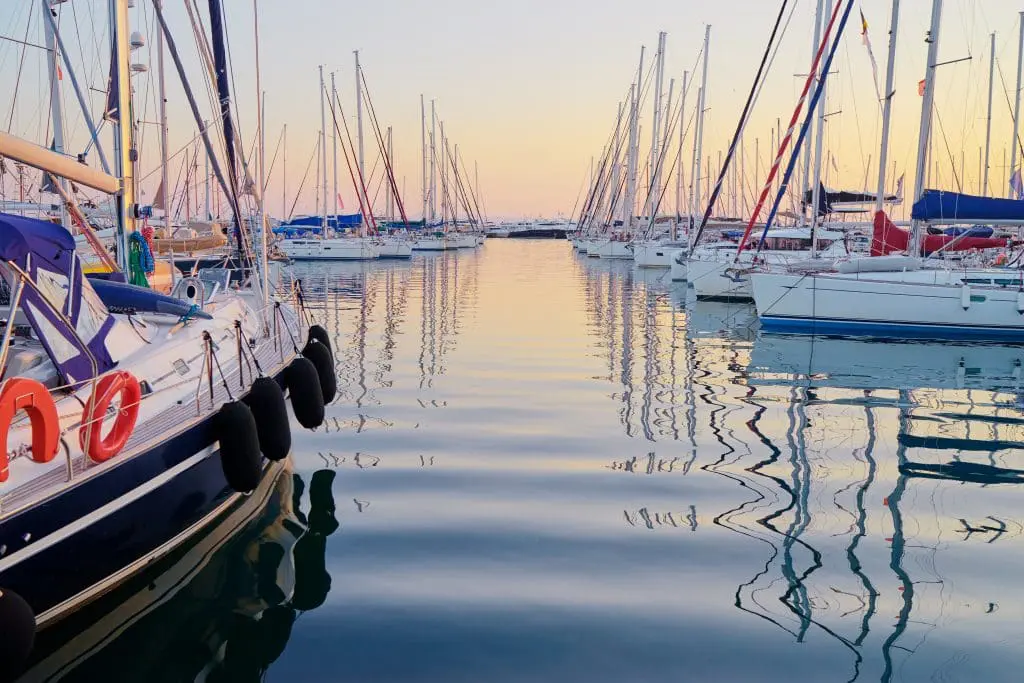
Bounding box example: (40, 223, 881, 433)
(700, 332, 1024, 681)
(18, 463, 340, 682)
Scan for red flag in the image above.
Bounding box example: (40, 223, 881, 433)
(337, 193, 345, 210)
(918, 79, 926, 96)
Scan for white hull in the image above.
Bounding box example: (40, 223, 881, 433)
(670, 249, 687, 281)
(632, 241, 685, 268)
(281, 237, 379, 261)
(449, 234, 478, 249)
(688, 259, 752, 300)
(377, 239, 413, 259)
(412, 236, 454, 251)
(752, 268, 1024, 340)
(589, 240, 633, 259)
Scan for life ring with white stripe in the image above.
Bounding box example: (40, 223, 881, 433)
(0, 378, 60, 482)
(79, 370, 141, 463)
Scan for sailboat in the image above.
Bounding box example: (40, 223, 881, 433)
(0, 2, 326, 676)
(751, 0, 1024, 339)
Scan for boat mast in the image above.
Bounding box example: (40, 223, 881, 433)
(155, 0, 171, 230)
(254, 0, 267, 301)
(421, 94, 428, 225)
(984, 31, 995, 196)
(810, 0, 833, 257)
(801, 0, 826, 226)
(110, 0, 136, 270)
(355, 50, 365, 186)
(204, 120, 210, 218)
(674, 70, 687, 241)
(624, 47, 644, 235)
(42, 0, 68, 228)
(319, 64, 327, 236)
(690, 25, 711, 240)
(909, 0, 943, 256)
(387, 126, 393, 222)
(646, 32, 667, 231)
(282, 123, 287, 217)
(1010, 13, 1024, 197)
(875, 0, 901, 214)
(430, 100, 437, 224)
(609, 101, 624, 232)
(331, 72, 339, 221)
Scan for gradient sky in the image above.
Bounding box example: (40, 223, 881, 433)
(2, 0, 1024, 220)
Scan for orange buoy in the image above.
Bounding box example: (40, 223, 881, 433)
(79, 370, 141, 463)
(0, 378, 60, 482)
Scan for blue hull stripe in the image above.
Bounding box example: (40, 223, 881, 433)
(761, 315, 1024, 341)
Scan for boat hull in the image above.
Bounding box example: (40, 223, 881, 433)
(377, 240, 413, 259)
(412, 237, 453, 251)
(632, 242, 684, 268)
(670, 249, 687, 281)
(752, 270, 1024, 340)
(589, 240, 633, 260)
(281, 238, 379, 260)
(689, 259, 753, 301)
(0, 368, 290, 629)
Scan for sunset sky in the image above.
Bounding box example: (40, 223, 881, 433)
(1, 0, 1023, 220)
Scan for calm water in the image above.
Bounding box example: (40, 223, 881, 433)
(27, 241, 1024, 682)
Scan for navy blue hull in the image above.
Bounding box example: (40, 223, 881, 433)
(0, 372, 288, 622)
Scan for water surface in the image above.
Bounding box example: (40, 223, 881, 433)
(36, 241, 1024, 682)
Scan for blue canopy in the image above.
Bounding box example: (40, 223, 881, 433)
(911, 190, 1024, 222)
(0, 212, 118, 383)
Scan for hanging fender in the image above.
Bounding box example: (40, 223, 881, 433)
(960, 284, 971, 310)
(0, 378, 60, 483)
(79, 370, 141, 463)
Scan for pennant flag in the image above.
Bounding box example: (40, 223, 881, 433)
(918, 79, 926, 96)
(337, 192, 345, 210)
(1010, 169, 1023, 200)
(895, 173, 905, 199)
(830, 153, 839, 173)
(860, 11, 883, 104)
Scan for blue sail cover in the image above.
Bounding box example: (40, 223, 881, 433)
(273, 214, 364, 234)
(0, 212, 117, 384)
(911, 190, 1024, 222)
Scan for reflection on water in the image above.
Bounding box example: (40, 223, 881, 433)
(33, 243, 1024, 681)
(20, 462, 339, 682)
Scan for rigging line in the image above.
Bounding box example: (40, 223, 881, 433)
(287, 136, 320, 221)
(994, 53, 1024, 166)
(327, 87, 375, 229)
(262, 124, 285, 194)
(693, 0, 796, 248)
(932, 105, 964, 193)
(6, 5, 35, 134)
(359, 68, 411, 225)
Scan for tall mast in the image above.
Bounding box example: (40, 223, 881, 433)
(355, 50, 365, 183)
(646, 32, 667, 226)
(609, 101, 624, 230)
(331, 72, 339, 220)
(440, 121, 447, 225)
(1011, 13, 1024, 197)
(983, 31, 995, 196)
(910, 0, 943, 256)
(386, 126, 393, 222)
(674, 71, 687, 240)
(624, 46, 644, 234)
(319, 65, 327, 234)
(430, 100, 437, 223)
(421, 94, 428, 224)
(875, 0, 901, 213)
(810, 0, 833, 257)
(801, 0, 826, 225)
(690, 25, 711, 239)
(43, 0, 68, 228)
(110, 0, 136, 270)
(282, 123, 287, 217)
(254, 0, 267, 301)
(204, 120, 210, 218)
(156, 0, 171, 229)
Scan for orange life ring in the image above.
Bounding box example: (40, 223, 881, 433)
(0, 378, 60, 482)
(79, 370, 141, 463)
